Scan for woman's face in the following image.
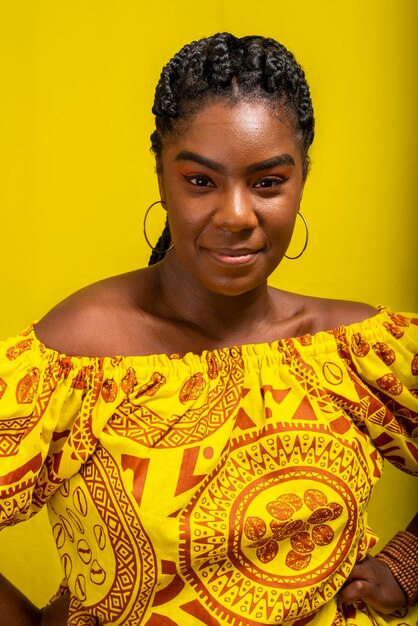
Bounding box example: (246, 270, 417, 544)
(157, 100, 306, 296)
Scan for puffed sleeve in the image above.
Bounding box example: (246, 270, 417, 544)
(335, 309, 418, 474)
(0, 326, 121, 527)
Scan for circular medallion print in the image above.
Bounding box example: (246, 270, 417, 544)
(179, 423, 367, 625)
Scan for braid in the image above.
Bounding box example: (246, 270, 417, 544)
(148, 33, 315, 264)
(148, 219, 171, 266)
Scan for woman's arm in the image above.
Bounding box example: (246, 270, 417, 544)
(0, 575, 69, 626)
(405, 511, 418, 536)
(0, 574, 40, 626)
(40, 594, 70, 626)
(340, 513, 418, 613)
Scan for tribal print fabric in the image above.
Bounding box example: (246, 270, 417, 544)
(0, 308, 417, 625)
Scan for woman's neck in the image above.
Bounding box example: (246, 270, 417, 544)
(151, 258, 277, 344)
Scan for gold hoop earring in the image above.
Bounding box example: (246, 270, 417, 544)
(143, 200, 174, 254)
(284, 212, 308, 260)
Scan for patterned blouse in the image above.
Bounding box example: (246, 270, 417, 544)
(0, 307, 417, 626)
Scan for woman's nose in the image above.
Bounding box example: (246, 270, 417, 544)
(212, 188, 258, 231)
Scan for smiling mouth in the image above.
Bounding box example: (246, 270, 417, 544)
(204, 248, 261, 265)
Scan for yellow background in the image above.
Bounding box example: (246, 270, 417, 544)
(0, 0, 417, 608)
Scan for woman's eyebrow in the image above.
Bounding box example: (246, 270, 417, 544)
(174, 151, 295, 174)
(246, 154, 295, 174)
(175, 151, 226, 173)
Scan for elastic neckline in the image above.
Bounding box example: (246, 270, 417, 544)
(26, 307, 394, 369)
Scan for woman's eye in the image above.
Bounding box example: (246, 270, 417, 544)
(184, 175, 214, 187)
(254, 177, 285, 189)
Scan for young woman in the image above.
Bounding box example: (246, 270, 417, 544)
(0, 33, 417, 626)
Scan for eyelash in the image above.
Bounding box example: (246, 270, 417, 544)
(183, 175, 287, 189)
(253, 177, 286, 188)
(184, 175, 214, 187)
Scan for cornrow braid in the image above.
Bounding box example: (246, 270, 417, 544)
(148, 219, 171, 266)
(148, 32, 315, 266)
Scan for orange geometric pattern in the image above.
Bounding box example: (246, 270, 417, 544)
(179, 422, 364, 625)
(0, 308, 417, 625)
(52, 445, 157, 625)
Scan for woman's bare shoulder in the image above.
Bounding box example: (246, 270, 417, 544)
(34, 269, 152, 356)
(270, 290, 379, 337)
(301, 295, 378, 334)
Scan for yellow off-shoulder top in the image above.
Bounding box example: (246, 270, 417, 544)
(0, 307, 417, 626)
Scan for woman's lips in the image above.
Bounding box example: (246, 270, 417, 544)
(204, 248, 261, 265)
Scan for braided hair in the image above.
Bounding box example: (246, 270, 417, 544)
(148, 33, 315, 266)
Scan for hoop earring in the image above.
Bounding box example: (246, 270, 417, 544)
(284, 212, 309, 260)
(143, 200, 174, 253)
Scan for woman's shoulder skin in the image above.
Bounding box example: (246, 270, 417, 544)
(291, 293, 378, 335)
(267, 288, 377, 337)
(34, 269, 154, 357)
(34, 270, 379, 358)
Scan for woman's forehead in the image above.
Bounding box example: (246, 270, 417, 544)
(162, 100, 302, 162)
